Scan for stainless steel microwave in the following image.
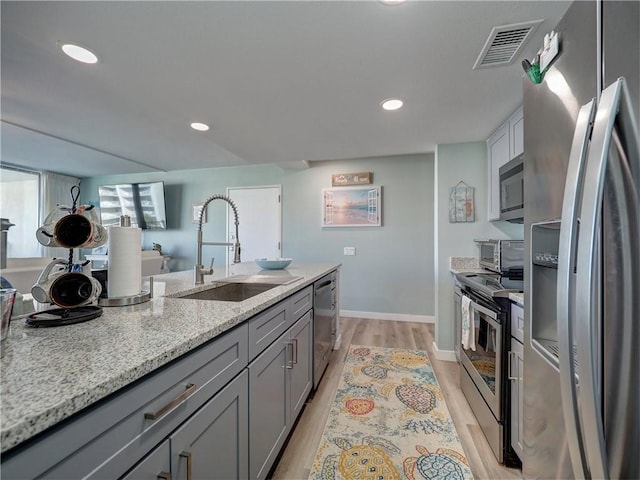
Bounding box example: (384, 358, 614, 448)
(499, 154, 524, 222)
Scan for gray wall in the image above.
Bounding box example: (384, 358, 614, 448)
(81, 153, 435, 316)
(282, 156, 434, 316)
(81, 164, 284, 269)
(434, 142, 523, 351)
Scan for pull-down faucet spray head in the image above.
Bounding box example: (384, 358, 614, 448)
(194, 194, 241, 284)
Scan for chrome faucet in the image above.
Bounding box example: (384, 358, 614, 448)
(194, 194, 241, 284)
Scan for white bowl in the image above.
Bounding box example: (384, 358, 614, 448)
(254, 258, 293, 270)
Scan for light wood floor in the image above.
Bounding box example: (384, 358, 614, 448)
(270, 317, 523, 480)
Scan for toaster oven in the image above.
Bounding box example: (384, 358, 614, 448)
(475, 239, 524, 275)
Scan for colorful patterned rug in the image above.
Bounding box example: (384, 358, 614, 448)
(309, 345, 474, 480)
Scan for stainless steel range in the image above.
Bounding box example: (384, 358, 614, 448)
(454, 271, 522, 467)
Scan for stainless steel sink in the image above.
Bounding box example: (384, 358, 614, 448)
(170, 274, 303, 302)
(221, 274, 302, 285)
(176, 282, 278, 302)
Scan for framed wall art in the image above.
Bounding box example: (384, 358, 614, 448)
(322, 186, 382, 227)
(448, 181, 475, 223)
(331, 172, 373, 186)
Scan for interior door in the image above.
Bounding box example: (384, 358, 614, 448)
(227, 186, 281, 265)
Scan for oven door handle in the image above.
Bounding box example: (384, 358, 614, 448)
(467, 299, 499, 326)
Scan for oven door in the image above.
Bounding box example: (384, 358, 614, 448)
(460, 297, 503, 419)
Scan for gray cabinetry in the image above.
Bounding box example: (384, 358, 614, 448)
(248, 301, 288, 361)
(171, 370, 248, 480)
(248, 332, 291, 480)
(509, 302, 524, 460)
(289, 310, 313, 420)
(121, 441, 170, 480)
(1, 324, 248, 480)
(248, 298, 313, 480)
(289, 285, 313, 320)
(2, 272, 331, 480)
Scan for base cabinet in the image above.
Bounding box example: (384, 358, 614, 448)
(171, 370, 249, 480)
(249, 310, 313, 480)
(121, 441, 170, 480)
(289, 310, 313, 420)
(509, 337, 524, 460)
(248, 334, 291, 480)
(2, 272, 330, 480)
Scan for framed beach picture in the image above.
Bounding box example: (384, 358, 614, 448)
(322, 186, 382, 227)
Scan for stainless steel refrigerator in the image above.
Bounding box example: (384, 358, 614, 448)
(523, 1, 639, 479)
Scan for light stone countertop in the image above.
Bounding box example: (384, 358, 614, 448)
(0, 262, 339, 454)
(509, 292, 524, 305)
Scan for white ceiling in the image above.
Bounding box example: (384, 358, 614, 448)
(1, 1, 571, 178)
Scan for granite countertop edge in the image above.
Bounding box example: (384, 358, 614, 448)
(0, 262, 339, 454)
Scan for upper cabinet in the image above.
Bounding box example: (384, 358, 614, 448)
(509, 107, 524, 159)
(487, 106, 523, 221)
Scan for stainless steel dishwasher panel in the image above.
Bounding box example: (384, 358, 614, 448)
(313, 271, 335, 389)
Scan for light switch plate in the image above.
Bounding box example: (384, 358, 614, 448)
(343, 247, 356, 256)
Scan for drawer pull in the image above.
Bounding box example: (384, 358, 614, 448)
(285, 342, 293, 369)
(157, 472, 172, 480)
(144, 383, 197, 420)
(508, 352, 517, 381)
(180, 451, 193, 480)
(292, 338, 298, 364)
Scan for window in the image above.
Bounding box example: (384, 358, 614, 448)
(0, 166, 41, 257)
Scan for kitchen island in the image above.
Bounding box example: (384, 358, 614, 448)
(1, 262, 339, 479)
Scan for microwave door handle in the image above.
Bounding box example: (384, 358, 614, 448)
(575, 78, 640, 480)
(557, 99, 596, 478)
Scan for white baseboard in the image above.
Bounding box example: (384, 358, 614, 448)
(332, 333, 342, 350)
(339, 310, 434, 324)
(431, 341, 458, 362)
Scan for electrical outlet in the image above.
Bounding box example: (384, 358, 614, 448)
(344, 247, 356, 256)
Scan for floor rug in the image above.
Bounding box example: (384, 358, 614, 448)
(309, 345, 474, 480)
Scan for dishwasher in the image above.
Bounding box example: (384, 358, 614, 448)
(313, 271, 336, 389)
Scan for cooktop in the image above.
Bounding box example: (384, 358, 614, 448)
(455, 271, 523, 298)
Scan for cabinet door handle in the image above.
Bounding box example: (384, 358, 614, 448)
(285, 342, 293, 369)
(180, 451, 192, 480)
(157, 472, 172, 480)
(508, 352, 517, 381)
(292, 338, 298, 365)
(144, 383, 197, 421)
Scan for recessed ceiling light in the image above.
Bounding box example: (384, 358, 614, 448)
(60, 43, 98, 64)
(190, 122, 210, 131)
(381, 98, 404, 111)
(380, 0, 408, 5)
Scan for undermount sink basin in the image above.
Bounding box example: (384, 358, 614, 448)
(176, 282, 278, 302)
(170, 274, 303, 302)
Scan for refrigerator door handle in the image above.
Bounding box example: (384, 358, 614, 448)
(575, 77, 640, 480)
(557, 99, 596, 479)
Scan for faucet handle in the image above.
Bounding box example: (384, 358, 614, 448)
(202, 257, 214, 276)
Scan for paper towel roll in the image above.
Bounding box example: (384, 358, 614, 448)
(107, 226, 142, 298)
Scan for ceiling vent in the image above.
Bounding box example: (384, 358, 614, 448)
(473, 20, 543, 69)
